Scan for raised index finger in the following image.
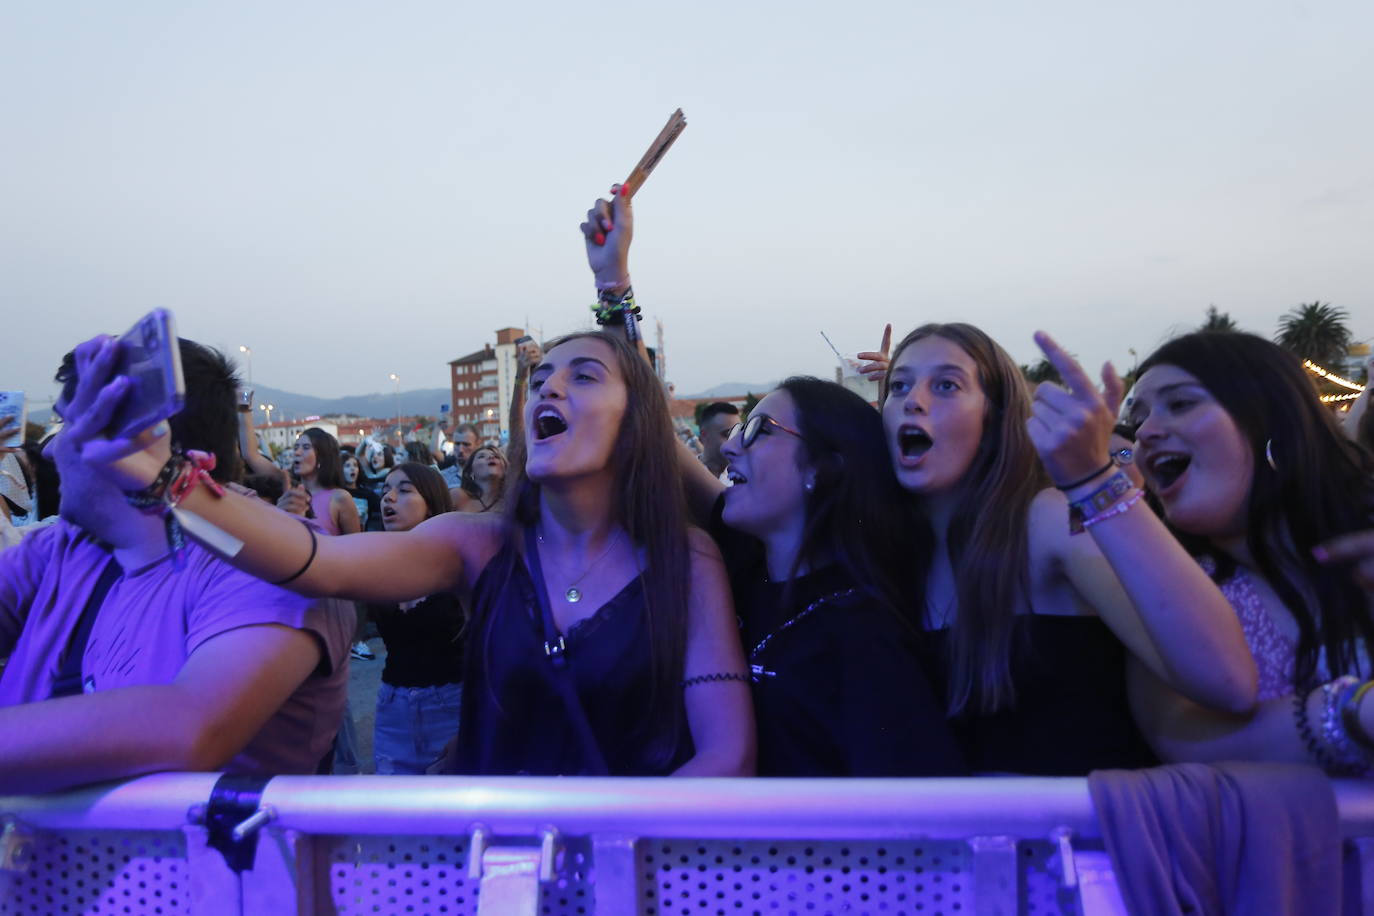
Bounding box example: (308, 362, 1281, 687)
(1033, 331, 1095, 397)
(880, 323, 892, 358)
(1314, 530, 1374, 564)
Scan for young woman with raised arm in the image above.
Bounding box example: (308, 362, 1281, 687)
(580, 185, 963, 777)
(1123, 331, 1374, 775)
(858, 323, 1257, 774)
(279, 427, 361, 537)
(67, 311, 754, 777)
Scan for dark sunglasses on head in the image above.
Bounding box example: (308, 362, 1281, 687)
(727, 413, 806, 450)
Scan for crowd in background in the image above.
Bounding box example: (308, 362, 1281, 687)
(2, 185, 1374, 796)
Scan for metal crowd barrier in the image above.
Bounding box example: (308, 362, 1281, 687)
(3, 775, 1373, 915)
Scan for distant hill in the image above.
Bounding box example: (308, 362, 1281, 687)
(244, 385, 454, 423)
(681, 380, 779, 399)
(28, 384, 455, 428)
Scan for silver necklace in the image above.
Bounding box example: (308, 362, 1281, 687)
(748, 588, 857, 680)
(538, 526, 623, 603)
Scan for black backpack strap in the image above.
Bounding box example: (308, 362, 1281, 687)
(522, 525, 610, 776)
(49, 558, 122, 698)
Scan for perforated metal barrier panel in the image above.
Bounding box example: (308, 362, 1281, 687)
(0, 832, 1095, 916)
(3, 775, 1372, 916)
(0, 830, 189, 916)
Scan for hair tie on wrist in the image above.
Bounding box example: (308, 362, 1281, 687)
(1057, 460, 1115, 491)
(272, 521, 318, 586)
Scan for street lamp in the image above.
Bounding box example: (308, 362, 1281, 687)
(238, 346, 253, 386)
(259, 403, 275, 426)
(389, 373, 401, 444)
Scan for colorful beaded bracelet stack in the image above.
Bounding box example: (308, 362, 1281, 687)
(1067, 470, 1139, 534)
(124, 449, 226, 567)
(1294, 676, 1374, 776)
(591, 286, 642, 342)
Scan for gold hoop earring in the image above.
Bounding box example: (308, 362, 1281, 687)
(1265, 439, 1278, 472)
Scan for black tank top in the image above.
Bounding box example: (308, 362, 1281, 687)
(446, 537, 690, 776)
(926, 615, 1158, 775)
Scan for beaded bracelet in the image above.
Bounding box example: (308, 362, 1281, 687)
(591, 287, 642, 343)
(1082, 490, 1144, 531)
(1322, 676, 1373, 774)
(1342, 680, 1374, 751)
(681, 672, 750, 689)
(1294, 677, 1374, 776)
(1067, 471, 1136, 534)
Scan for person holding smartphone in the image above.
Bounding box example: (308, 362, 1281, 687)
(68, 322, 754, 778)
(0, 338, 353, 793)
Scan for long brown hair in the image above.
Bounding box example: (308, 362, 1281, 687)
(885, 323, 1049, 715)
(301, 427, 345, 489)
(389, 461, 454, 520)
(1138, 332, 1374, 686)
(491, 331, 692, 768)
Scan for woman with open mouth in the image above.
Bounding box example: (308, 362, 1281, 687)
(862, 323, 1257, 775)
(286, 427, 362, 537)
(452, 444, 507, 514)
(1125, 331, 1374, 775)
(585, 188, 963, 776)
(72, 199, 754, 777)
(368, 462, 463, 775)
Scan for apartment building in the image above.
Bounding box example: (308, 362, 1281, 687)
(449, 327, 525, 443)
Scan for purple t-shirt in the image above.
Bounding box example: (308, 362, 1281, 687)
(0, 519, 352, 775)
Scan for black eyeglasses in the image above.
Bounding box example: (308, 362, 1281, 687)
(727, 413, 806, 450)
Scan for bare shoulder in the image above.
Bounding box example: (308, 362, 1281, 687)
(417, 510, 507, 577)
(686, 526, 726, 567)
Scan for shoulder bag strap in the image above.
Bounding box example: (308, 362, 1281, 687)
(49, 558, 123, 698)
(522, 525, 610, 775)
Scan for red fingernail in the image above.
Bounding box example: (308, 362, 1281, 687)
(593, 232, 605, 246)
(620, 184, 629, 197)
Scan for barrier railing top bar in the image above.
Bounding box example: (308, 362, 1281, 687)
(4, 774, 1374, 840)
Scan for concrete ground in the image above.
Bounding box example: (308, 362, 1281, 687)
(343, 635, 386, 774)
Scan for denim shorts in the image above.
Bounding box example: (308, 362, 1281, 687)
(373, 682, 462, 775)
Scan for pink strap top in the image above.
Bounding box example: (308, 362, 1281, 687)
(1201, 556, 1301, 701)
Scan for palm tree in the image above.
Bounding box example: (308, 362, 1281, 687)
(1020, 358, 1062, 385)
(1201, 305, 1238, 332)
(1276, 302, 1352, 369)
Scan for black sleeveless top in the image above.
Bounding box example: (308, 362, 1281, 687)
(366, 593, 465, 689)
(710, 495, 965, 777)
(445, 537, 690, 776)
(926, 615, 1158, 775)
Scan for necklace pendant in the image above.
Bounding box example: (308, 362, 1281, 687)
(565, 587, 582, 603)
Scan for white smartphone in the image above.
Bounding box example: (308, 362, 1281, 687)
(108, 309, 186, 436)
(0, 391, 25, 448)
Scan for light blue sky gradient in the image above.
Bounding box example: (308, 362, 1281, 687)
(4, 1, 1370, 407)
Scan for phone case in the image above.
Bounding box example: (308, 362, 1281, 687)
(0, 391, 25, 448)
(108, 309, 186, 436)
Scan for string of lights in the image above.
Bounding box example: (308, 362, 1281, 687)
(1303, 359, 1366, 392)
(1319, 391, 1362, 404)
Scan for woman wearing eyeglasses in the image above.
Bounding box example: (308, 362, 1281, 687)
(697, 380, 965, 776)
(574, 185, 960, 776)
